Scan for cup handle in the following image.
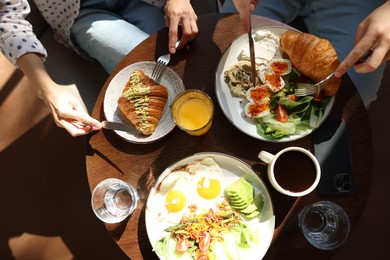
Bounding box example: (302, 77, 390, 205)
(258, 150, 275, 164)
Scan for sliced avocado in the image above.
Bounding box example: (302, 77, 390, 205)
(225, 177, 264, 219)
(240, 201, 259, 214)
(242, 210, 261, 219)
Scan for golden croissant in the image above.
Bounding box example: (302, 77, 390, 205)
(118, 69, 168, 135)
(280, 31, 341, 96)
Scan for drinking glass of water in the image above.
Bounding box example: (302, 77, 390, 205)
(298, 201, 350, 250)
(91, 178, 139, 224)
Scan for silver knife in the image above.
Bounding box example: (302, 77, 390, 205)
(248, 15, 257, 88)
(102, 121, 134, 132)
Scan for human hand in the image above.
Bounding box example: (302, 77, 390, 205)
(164, 0, 198, 54)
(232, 0, 258, 32)
(38, 83, 102, 137)
(16, 53, 102, 137)
(335, 1, 390, 77)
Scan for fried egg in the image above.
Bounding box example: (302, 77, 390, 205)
(147, 157, 227, 224)
(192, 158, 225, 210)
(147, 170, 194, 224)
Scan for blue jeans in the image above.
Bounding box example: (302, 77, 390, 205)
(71, 0, 166, 73)
(220, 0, 387, 107)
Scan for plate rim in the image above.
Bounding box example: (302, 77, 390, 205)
(103, 61, 185, 144)
(145, 151, 275, 259)
(214, 26, 335, 143)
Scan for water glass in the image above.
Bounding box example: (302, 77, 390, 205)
(91, 178, 139, 224)
(298, 201, 350, 250)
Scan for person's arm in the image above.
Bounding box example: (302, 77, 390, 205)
(1, 1, 101, 136)
(335, 0, 390, 77)
(16, 53, 102, 136)
(164, 0, 199, 54)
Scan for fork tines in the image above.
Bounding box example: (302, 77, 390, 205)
(294, 83, 322, 96)
(294, 72, 335, 96)
(151, 61, 167, 82)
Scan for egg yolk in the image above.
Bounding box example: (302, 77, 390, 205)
(165, 190, 186, 212)
(197, 177, 221, 199)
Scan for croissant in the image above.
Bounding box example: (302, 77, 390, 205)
(118, 69, 168, 135)
(280, 31, 341, 96)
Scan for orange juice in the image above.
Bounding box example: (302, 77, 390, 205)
(178, 99, 211, 129)
(171, 90, 214, 136)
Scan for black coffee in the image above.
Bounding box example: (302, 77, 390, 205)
(274, 151, 316, 193)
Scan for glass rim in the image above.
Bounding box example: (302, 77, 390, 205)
(171, 89, 214, 133)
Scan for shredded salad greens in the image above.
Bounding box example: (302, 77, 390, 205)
(153, 209, 258, 260)
(255, 68, 331, 140)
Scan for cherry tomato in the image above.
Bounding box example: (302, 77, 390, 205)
(276, 105, 289, 122)
(286, 94, 296, 101)
(176, 237, 191, 253)
(198, 232, 211, 253)
(197, 254, 208, 260)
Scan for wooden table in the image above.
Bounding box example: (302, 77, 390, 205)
(86, 14, 373, 259)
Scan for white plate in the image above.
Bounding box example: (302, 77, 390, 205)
(104, 61, 185, 143)
(215, 26, 334, 142)
(145, 152, 275, 259)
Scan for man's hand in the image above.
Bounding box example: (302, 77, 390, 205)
(164, 0, 198, 54)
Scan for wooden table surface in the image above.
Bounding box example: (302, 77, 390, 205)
(86, 13, 373, 260)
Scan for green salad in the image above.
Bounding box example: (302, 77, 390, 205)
(254, 68, 331, 140)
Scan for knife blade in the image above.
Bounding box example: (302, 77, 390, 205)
(248, 15, 257, 88)
(102, 121, 134, 132)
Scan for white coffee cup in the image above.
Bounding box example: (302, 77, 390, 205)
(258, 147, 321, 197)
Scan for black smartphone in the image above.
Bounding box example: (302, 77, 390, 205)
(313, 119, 354, 195)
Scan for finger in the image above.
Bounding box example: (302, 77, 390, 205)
(61, 119, 93, 137)
(335, 21, 374, 77)
(384, 50, 390, 61)
(176, 18, 193, 50)
(249, 0, 257, 12)
(168, 17, 180, 54)
(189, 18, 199, 41)
(58, 108, 102, 130)
(335, 39, 375, 77)
(354, 21, 368, 46)
(354, 46, 387, 73)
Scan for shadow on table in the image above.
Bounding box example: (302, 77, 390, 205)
(0, 116, 128, 259)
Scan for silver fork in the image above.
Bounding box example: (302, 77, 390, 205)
(294, 72, 335, 96)
(294, 50, 372, 96)
(151, 41, 180, 82)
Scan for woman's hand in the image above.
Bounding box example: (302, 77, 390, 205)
(164, 0, 198, 54)
(335, 1, 390, 77)
(17, 53, 101, 136)
(39, 83, 102, 136)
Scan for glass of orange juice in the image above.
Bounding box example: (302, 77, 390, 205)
(171, 89, 214, 136)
